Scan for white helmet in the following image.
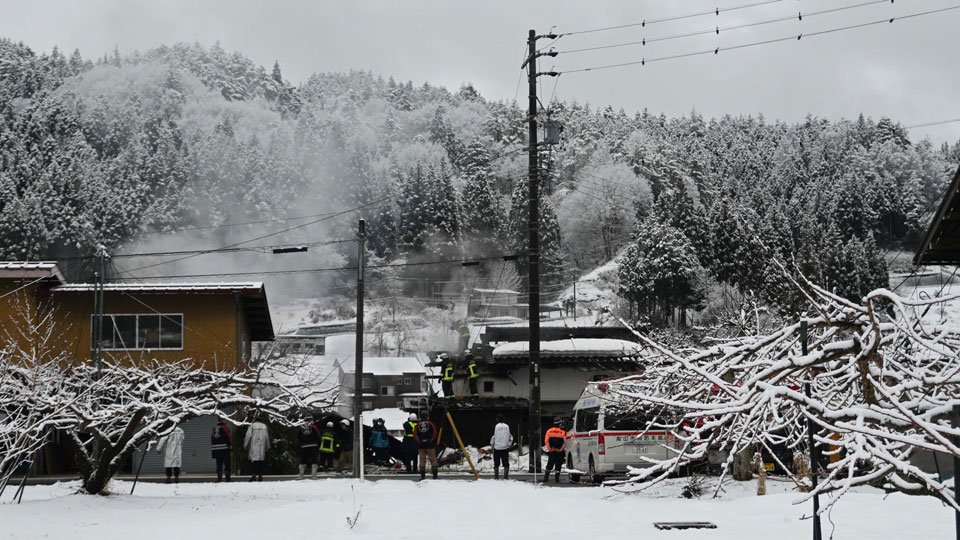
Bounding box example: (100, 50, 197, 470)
(340, 418, 350, 426)
(326, 421, 334, 428)
(408, 413, 418, 421)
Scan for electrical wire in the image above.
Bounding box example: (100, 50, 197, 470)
(123, 197, 391, 275)
(905, 117, 960, 129)
(559, 0, 786, 36)
(111, 253, 521, 281)
(560, 0, 892, 55)
(559, 5, 960, 75)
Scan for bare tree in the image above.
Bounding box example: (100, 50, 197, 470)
(607, 278, 960, 512)
(0, 294, 337, 494)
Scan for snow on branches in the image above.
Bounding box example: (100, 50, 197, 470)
(1, 349, 337, 494)
(609, 280, 960, 511)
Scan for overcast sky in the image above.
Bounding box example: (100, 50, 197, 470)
(2, 0, 958, 144)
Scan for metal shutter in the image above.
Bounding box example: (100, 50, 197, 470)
(131, 416, 219, 475)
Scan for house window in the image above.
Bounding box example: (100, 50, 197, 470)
(362, 378, 372, 389)
(483, 381, 494, 393)
(92, 314, 183, 350)
(381, 386, 395, 396)
(397, 400, 405, 408)
(313, 337, 326, 355)
(403, 377, 412, 385)
(362, 401, 373, 410)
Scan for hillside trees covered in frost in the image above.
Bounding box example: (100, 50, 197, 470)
(0, 38, 956, 310)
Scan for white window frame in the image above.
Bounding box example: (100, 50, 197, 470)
(403, 377, 412, 385)
(362, 401, 374, 410)
(362, 378, 372, 389)
(91, 313, 184, 351)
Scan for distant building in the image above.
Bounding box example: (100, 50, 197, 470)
(340, 355, 435, 415)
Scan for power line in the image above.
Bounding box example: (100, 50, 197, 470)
(111, 253, 520, 281)
(560, 0, 892, 55)
(904, 117, 960, 130)
(559, 0, 785, 37)
(135, 208, 353, 236)
(559, 5, 960, 75)
(54, 238, 355, 261)
(124, 197, 391, 275)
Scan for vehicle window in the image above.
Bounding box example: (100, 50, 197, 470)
(576, 407, 599, 432)
(604, 410, 656, 431)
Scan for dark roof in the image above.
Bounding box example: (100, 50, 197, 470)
(479, 326, 638, 344)
(915, 164, 960, 265)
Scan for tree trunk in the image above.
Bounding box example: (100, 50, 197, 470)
(732, 445, 755, 481)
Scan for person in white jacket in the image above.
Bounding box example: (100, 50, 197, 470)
(244, 417, 271, 482)
(156, 425, 184, 484)
(490, 415, 513, 480)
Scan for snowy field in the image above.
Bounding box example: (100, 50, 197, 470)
(1, 478, 950, 539)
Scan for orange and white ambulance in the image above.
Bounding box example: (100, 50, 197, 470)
(565, 380, 679, 483)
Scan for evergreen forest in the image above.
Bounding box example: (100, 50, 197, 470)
(1, 39, 957, 324)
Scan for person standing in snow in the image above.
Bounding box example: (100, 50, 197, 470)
(156, 425, 184, 484)
(490, 414, 513, 480)
(244, 416, 270, 482)
(318, 421, 340, 471)
(402, 413, 419, 474)
(543, 417, 567, 483)
(211, 417, 233, 482)
(414, 414, 440, 481)
(369, 418, 391, 466)
(297, 417, 321, 479)
(335, 418, 353, 473)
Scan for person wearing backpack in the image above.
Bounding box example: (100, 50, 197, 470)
(414, 414, 440, 480)
(369, 418, 391, 466)
(318, 421, 340, 471)
(210, 417, 233, 482)
(297, 417, 322, 479)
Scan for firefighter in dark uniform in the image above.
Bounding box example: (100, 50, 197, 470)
(439, 353, 455, 399)
(402, 413, 419, 474)
(466, 354, 480, 398)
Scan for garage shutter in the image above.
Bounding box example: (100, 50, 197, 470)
(131, 416, 219, 475)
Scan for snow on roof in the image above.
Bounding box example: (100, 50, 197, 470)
(0, 261, 65, 283)
(343, 356, 428, 375)
(493, 338, 643, 357)
(473, 288, 520, 295)
(363, 408, 413, 431)
(54, 282, 264, 293)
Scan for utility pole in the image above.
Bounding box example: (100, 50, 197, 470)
(353, 219, 365, 479)
(801, 320, 822, 540)
(92, 247, 107, 378)
(521, 28, 557, 474)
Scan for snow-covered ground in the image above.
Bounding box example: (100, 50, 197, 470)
(2, 477, 948, 539)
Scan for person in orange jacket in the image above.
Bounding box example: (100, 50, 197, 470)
(543, 417, 567, 483)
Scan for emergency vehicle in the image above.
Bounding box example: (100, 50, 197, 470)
(566, 379, 680, 483)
